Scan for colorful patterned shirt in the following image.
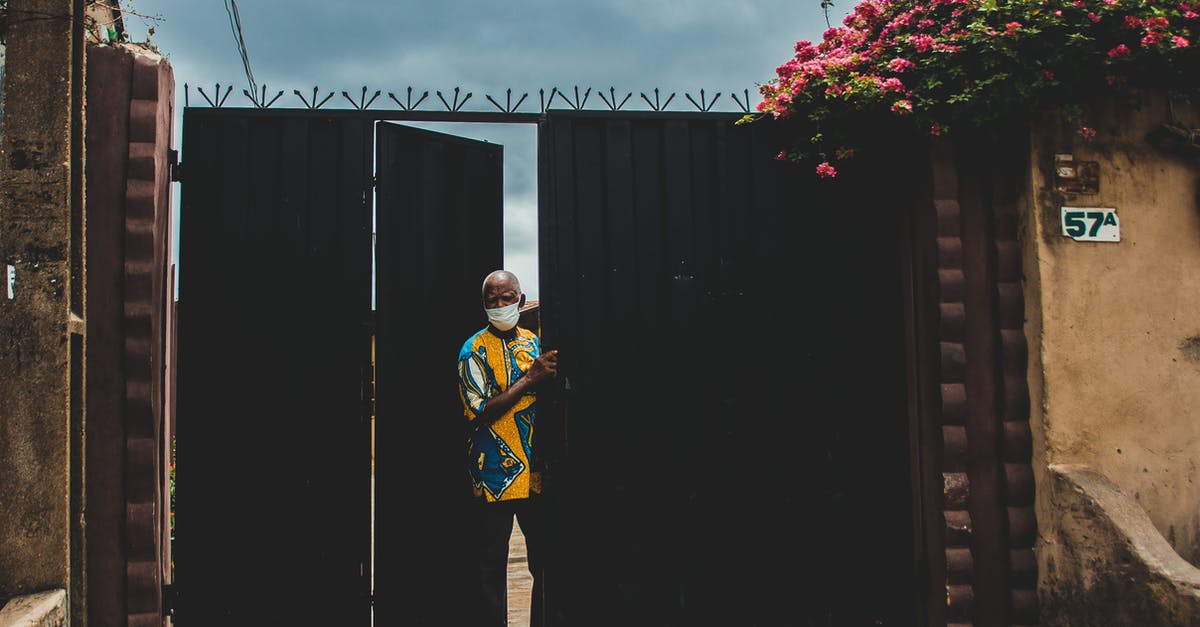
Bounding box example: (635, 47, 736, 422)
(457, 326, 541, 502)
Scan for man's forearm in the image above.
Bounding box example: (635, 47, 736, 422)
(474, 376, 533, 427)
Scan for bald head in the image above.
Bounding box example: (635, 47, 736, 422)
(482, 270, 521, 300)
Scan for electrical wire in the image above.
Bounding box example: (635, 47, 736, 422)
(223, 0, 257, 103)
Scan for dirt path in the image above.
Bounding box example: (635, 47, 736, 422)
(507, 518, 533, 627)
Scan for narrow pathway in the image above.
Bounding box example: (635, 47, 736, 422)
(507, 517, 533, 627)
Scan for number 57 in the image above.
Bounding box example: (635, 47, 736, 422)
(1063, 210, 1107, 237)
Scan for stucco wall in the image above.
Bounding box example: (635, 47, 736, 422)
(1038, 465, 1200, 626)
(1022, 90, 1200, 573)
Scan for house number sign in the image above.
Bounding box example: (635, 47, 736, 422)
(1061, 207, 1120, 242)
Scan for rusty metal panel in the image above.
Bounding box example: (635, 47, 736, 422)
(373, 122, 503, 625)
(538, 111, 918, 626)
(176, 111, 372, 624)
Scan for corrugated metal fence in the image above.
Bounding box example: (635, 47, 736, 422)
(536, 111, 919, 626)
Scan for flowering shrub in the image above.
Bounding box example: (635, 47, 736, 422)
(750, 0, 1200, 177)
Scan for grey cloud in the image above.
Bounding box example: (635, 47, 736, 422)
(128, 0, 842, 295)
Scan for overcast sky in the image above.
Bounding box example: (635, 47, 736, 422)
(122, 0, 845, 300)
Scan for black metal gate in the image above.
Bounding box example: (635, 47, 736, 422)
(536, 111, 918, 626)
(177, 111, 375, 624)
(177, 105, 923, 626)
(178, 112, 507, 624)
(373, 122, 504, 625)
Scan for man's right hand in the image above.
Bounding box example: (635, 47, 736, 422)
(527, 349, 559, 385)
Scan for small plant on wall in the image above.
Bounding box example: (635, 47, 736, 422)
(746, 0, 1200, 178)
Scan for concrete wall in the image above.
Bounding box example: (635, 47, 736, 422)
(1039, 465, 1200, 626)
(1021, 89, 1200, 604)
(0, 589, 68, 626)
(0, 0, 86, 617)
(83, 41, 175, 626)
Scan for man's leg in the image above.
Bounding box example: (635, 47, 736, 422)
(514, 498, 547, 627)
(477, 501, 516, 626)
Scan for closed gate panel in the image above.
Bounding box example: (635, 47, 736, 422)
(177, 111, 373, 624)
(538, 111, 917, 626)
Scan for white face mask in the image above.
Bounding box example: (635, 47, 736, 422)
(485, 302, 521, 332)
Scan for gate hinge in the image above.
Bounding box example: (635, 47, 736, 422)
(162, 582, 177, 617)
(169, 149, 183, 182)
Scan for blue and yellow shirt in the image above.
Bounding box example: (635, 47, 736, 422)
(457, 326, 541, 502)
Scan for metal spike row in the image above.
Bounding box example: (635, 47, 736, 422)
(436, 87, 473, 112)
(388, 87, 430, 111)
(244, 84, 284, 108)
(730, 89, 753, 114)
(184, 84, 755, 113)
(551, 86, 591, 110)
(342, 86, 382, 110)
(485, 89, 530, 114)
(196, 83, 233, 108)
(294, 86, 335, 109)
(598, 87, 632, 111)
(639, 88, 675, 112)
(685, 89, 722, 112)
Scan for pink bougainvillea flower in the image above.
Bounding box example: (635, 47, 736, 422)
(909, 33, 937, 52)
(753, 0, 1199, 180)
(1077, 126, 1098, 141)
(775, 150, 789, 161)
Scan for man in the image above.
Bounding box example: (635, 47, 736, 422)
(458, 269, 558, 626)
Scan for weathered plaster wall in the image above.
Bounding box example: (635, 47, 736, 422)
(0, 589, 68, 626)
(1039, 465, 1200, 626)
(1022, 90, 1200, 590)
(0, 0, 85, 611)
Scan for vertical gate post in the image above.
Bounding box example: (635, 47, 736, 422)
(0, 0, 89, 622)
